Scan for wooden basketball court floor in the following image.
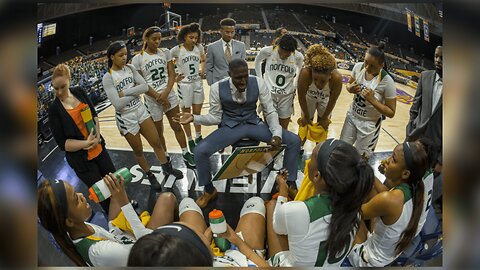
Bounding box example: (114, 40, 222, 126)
(98, 63, 414, 155)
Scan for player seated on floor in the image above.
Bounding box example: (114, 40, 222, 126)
(128, 196, 269, 267)
(266, 139, 374, 267)
(37, 173, 176, 267)
(348, 138, 436, 267)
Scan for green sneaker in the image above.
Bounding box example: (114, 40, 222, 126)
(194, 135, 203, 144)
(188, 139, 196, 153)
(183, 152, 196, 168)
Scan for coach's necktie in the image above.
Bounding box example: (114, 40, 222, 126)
(225, 43, 232, 63)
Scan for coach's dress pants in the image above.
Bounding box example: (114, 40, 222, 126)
(194, 122, 301, 187)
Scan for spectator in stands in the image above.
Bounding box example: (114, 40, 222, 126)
(170, 23, 206, 155)
(340, 42, 397, 159)
(48, 64, 116, 214)
(206, 18, 246, 85)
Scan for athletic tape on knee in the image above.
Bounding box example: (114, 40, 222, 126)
(240, 196, 265, 218)
(179, 197, 203, 217)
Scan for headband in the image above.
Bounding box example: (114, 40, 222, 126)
(403, 142, 414, 172)
(317, 138, 343, 176)
(49, 179, 68, 218)
(154, 224, 211, 260)
(145, 27, 161, 37)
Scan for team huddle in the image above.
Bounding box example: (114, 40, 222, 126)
(39, 17, 443, 267)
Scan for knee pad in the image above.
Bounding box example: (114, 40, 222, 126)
(179, 197, 203, 217)
(240, 196, 265, 218)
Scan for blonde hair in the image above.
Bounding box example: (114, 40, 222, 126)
(304, 44, 337, 73)
(52, 64, 71, 80)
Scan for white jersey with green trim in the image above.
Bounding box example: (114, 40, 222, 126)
(104, 65, 142, 114)
(272, 194, 355, 266)
(256, 46, 303, 96)
(417, 170, 434, 236)
(364, 183, 413, 266)
(349, 62, 396, 120)
(170, 44, 204, 84)
(131, 48, 171, 102)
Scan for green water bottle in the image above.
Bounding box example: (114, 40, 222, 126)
(209, 209, 231, 252)
(88, 167, 132, 203)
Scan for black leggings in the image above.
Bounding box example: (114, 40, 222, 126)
(74, 148, 116, 213)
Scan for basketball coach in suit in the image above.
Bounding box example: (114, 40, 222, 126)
(206, 18, 246, 86)
(406, 45, 442, 163)
(406, 45, 442, 203)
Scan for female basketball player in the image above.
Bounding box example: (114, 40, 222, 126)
(37, 174, 177, 266)
(48, 64, 116, 213)
(128, 197, 269, 267)
(297, 44, 342, 135)
(254, 34, 304, 129)
(170, 23, 206, 153)
(266, 139, 374, 266)
(131, 26, 195, 167)
(340, 42, 397, 158)
(102, 41, 182, 191)
(348, 139, 435, 266)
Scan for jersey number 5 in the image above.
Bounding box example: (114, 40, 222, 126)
(189, 63, 196, 75)
(152, 67, 166, 81)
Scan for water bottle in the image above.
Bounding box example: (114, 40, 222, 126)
(209, 209, 231, 252)
(88, 167, 132, 203)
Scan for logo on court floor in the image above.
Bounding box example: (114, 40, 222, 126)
(396, 89, 414, 105)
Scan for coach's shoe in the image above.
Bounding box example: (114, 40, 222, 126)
(146, 171, 162, 192)
(183, 152, 196, 168)
(194, 135, 203, 144)
(188, 139, 196, 153)
(196, 188, 218, 208)
(162, 161, 184, 180)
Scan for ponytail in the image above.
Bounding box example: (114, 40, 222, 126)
(319, 141, 374, 262)
(395, 140, 431, 254)
(38, 181, 88, 266)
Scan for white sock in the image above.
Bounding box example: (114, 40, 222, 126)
(187, 136, 193, 141)
(182, 147, 188, 155)
(195, 132, 202, 139)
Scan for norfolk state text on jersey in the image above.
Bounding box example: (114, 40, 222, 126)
(127, 164, 304, 194)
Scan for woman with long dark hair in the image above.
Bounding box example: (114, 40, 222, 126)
(340, 42, 397, 158)
(131, 27, 195, 167)
(348, 139, 435, 266)
(170, 23, 206, 153)
(102, 41, 182, 191)
(266, 138, 374, 266)
(37, 174, 177, 266)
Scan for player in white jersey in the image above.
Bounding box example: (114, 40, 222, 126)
(132, 26, 195, 167)
(254, 34, 303, 129)
(38, 175, 178, 266)
(340, 43, 397, 158)
(128, 197, 269, 267)
(266, 139, 374, 267)
(297, 44, 342, 142)
(170, 23, 206, 153)
(102, 41, 182, 190)
(349, 139, 434, 266)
